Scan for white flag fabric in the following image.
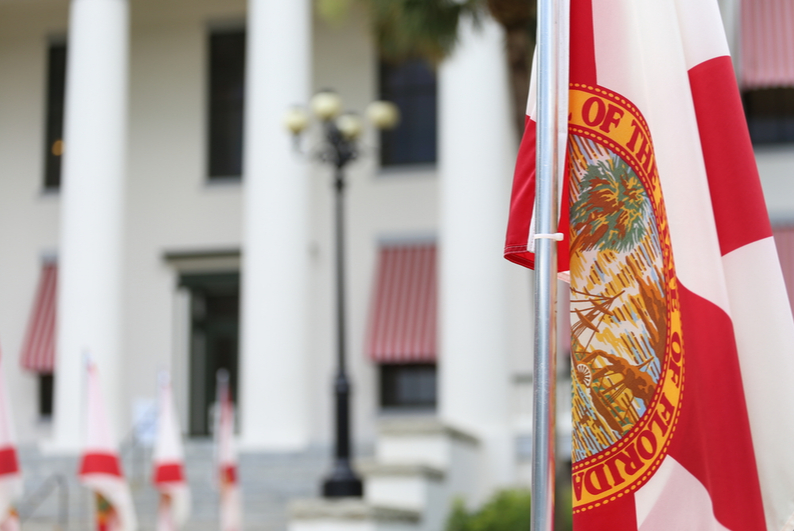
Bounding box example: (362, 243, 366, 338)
(504, 0, 794, 529)
(215, 371, 241, 531)
(152, 373, 190, 531)
(78, 361, 137, 531)
(0, 354, 21, 531)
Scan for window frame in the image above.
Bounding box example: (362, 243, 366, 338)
(379, 362, 438, 411)
(742, 87, 794, 145)
(377, 57, 438, 169)
(38, 373, 54, 419)
(207, 26, 246, 182)
(43, 40, 67, 191)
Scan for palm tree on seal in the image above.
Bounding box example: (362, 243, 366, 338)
(570, 153, 651, 253)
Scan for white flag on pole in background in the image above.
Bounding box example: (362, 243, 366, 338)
(152, 372, 190, 531)
(215, 369, 241, 531)
(0, 352, 21, 531)
(78, 360, 137, 531)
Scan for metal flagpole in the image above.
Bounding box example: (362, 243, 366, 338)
(531, 0, 569, 528)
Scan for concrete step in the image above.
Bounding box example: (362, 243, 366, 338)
(287, 498, 420, 531)
(16, 442, 335, 531)
(358, 461, 444, 512)
(375, 417, 479, 470)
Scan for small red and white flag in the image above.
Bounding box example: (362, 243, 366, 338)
(0, 353, 22, 531)
(152, 372, 190, 531)
(215, 369, 241, 531)
(78, 360, 137, 531)
(505, 0, 794, 530)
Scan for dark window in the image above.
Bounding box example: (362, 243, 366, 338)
(39, 373, 54, 418)
(743, 87, 794, 144)
(179, 273, 240, 436)
(380, 363, 437, 409)
(208, 30, 246, 179)
(44, 43, 67, 190)
(379, 59, 437, 167)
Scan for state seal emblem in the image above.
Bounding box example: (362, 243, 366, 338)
(566, 84, 684, 512)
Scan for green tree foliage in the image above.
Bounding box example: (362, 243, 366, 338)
(365, 0, 484, 65)
(445, 490, 531, 531)
(446, 485, 573, 531)
(316, 0, 536, 138)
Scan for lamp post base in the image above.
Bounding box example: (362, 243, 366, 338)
(322, 460, 363, 497)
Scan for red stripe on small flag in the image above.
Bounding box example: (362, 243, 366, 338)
(688, 56, 772, 256)
(0, 446, 19, 476)
(79, 452, 123, 478)
(220, 464, 236, 485)
(154, 462, 184, 484)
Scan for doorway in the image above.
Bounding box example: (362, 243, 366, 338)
(179, 273, 240, 436)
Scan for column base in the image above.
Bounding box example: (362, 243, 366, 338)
(322, 460, 363, 497)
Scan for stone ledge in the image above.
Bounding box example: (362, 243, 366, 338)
(288, 498, 421, 523)
(357, 460, 445, 481)
(377, 417, 480, 446)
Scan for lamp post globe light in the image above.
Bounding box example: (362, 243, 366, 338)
(284, 90, 399, 498)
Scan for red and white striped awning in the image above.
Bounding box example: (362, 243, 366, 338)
(741, 0, 794, 89)
(366, 243, 437, 363)
(20, 262, 57, 373)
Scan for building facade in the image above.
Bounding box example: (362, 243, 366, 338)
(0, 0, 791, 529)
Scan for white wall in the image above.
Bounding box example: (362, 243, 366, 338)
(124, 0, 246, 438)
(756, 145, 794, 225)
(0, 0, 446, 452)
(0, 2, 68, 444)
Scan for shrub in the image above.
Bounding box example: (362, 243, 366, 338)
(445, 489, 531, 531)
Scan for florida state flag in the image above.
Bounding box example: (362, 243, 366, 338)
(0, 353, 21, 531)
(505, 0, 794, 529)
(215, 370, 241, 531)
(78, 361, 137, 531)
(152, 372, 190, 531)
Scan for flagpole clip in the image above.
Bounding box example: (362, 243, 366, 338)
(534, 233, 564, 241)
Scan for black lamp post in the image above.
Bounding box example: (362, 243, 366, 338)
(284, 91, 399, 498)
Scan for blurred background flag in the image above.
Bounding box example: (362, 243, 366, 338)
(0, 352, 21, 531)
(215, 369, 241, 531)
(505, 0, 794, 529)
(152, 371, 190, 531)
(78, 360, 137, 531)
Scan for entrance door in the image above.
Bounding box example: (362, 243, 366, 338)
(180, 273, 240, 436)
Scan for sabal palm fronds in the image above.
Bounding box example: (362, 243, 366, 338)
(571, 155, 651, 253)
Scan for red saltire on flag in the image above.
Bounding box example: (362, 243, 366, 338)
(504, 0, 794, 530)
(152, 372, 190, 531)
(78, 360, 137, 531)
(215, 370, 241, 531)
(0, 352, 22, 531)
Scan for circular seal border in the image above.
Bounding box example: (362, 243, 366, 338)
(567, 84, 685, 512)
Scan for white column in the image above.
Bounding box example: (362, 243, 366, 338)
(717, 0, 740, 63)
(438, 17, 516, 490)
(239, 0, 312, 450)
(53, 0, 129, 451)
